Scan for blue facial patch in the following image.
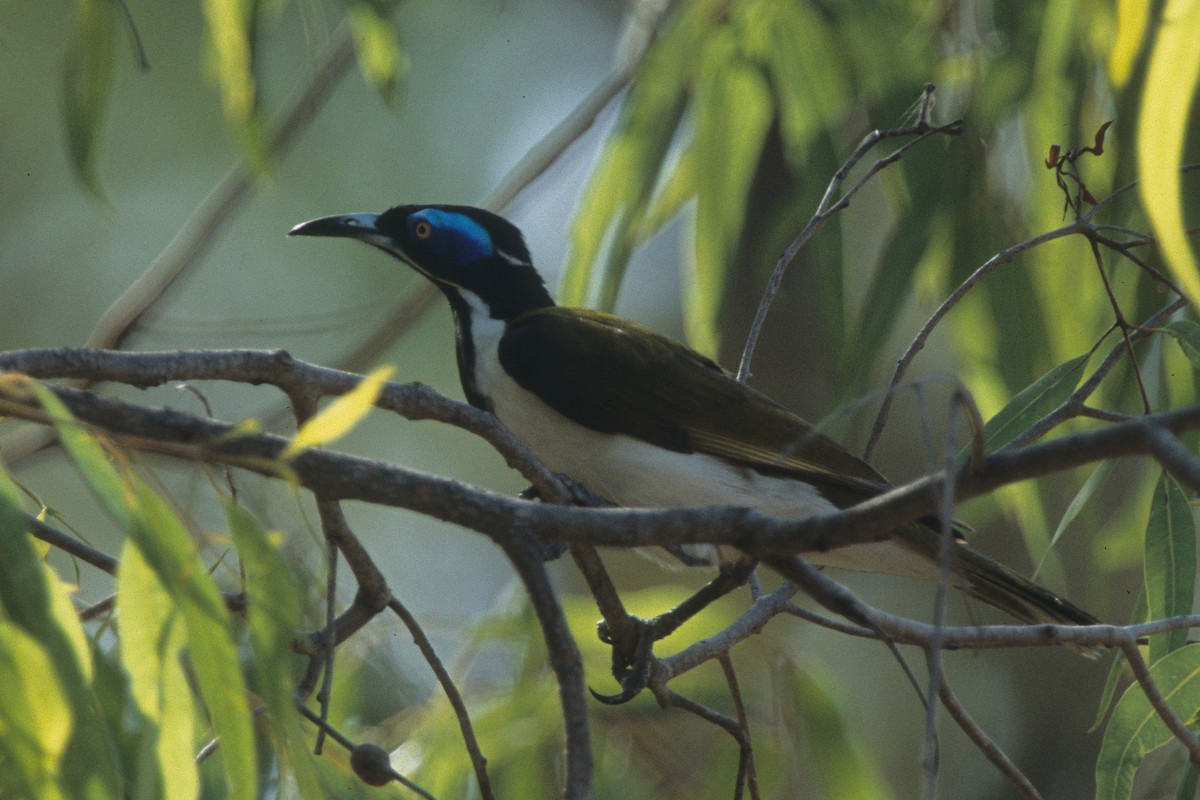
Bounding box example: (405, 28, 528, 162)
(408, 208, 495, 265)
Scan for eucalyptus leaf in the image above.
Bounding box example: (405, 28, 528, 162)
(1096, 644, 1200, 800)
(1136, 0, 1200, 304)
(1164, 319, 1200, 369)
(974, 352, 1090, 454)
(1144, 473, 1196, 663)
(63, 0, 117, 196)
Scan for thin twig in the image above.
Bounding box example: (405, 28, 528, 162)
(387, 597, 497, 800)
(1120, 640, 1200, 765)
(865, 218, 1089, 457)
(26, 514, 118, 574)
(718, 653, 760, 800)
(295, 702, 435, 799)
(936, 677, 1044, 799)
(737, 85, 961, 382)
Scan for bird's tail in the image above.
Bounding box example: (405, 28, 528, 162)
(952, 544, 1100, 642)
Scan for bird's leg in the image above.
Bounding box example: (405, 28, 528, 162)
(644, 558, 758, 640)
(591, 559, 758, 705)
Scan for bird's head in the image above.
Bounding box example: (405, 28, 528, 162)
(290, 205, 554, 320)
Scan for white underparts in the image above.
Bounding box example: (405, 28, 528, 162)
(465, 296, 944, 580)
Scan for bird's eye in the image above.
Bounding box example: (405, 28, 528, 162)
(413, 220, 433, 240)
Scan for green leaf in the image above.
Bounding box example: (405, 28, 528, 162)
(1164, 319, 1200, 369)
(1096, 643, 1200, 800)
(786, 662, 893, 800)
(1136, 0, 1200, 305)
(689, 53, 773, 356)
(63, 0, 117, 196)
(1035, 459, 1115, 579)
(561, 0, 716, 309)
(0, 466, 121, 798)
(202, 0, 268, 168)
(117, 540, 199, 800)
(227, 501, 320, 796)
(975, 352, 1091, 453)
(751, 0, 845, 163)
(1109, 0, 1152, 87)
(25, 386, 255, 798)
(1144, 473, 1196, 663)
(0, 621, 71, 800)
(132, 482, 256, 800)
(28, 381, 134, 529)
(347, 1, 409, 101)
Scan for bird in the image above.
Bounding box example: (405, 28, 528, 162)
(289, 204, 1099, 634)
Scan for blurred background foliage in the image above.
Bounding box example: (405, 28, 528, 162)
(1, 0, 1199, 797)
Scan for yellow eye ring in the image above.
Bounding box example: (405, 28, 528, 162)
(413, 220, 433, 240)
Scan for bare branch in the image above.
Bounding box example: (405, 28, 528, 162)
(737, 85, 962, 383)
(388, 597, 497, 800)
(936, 678, 1043, 800)
(7, 352, 1200, 577)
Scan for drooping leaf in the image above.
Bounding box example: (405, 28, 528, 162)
(63, 0, 117, 196)
(282, 365, 394, 458)
(202, 0, 268, 168)
(0, 621, 71, 800)
(1144, 473, 1195, 663)
(1096, 644, 1200, 800)
(1136, 0, 1200, 305)
(347, 1, 409, 101)
(0, 467, 120, 798)
(689, 51, 773, 355)
(27, 382, 256, 799)
(1108, 0, 1152, 88)
(1164, 319, 1200, 369)
(117, 540, 199, 800)
(227, 501, 320, 796)
(27, 380, 134, 529)
(561, 0, 705, 309)
(132, 481, 256, 800)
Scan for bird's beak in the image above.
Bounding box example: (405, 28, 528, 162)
(288, 213, 381, 239)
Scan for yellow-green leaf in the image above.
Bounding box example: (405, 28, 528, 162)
(0, 621, 71, 800)
(132, 481, 256, 800)
(282, 365, 394, 458)
(348, 1, 409, 101)
(0, 465, 120, 797)
(202, 0, 267, 167)
(561, 0, 718, 309)
(1108, 0, 1151, 87)
(1137, 0, 1200, 306)
(28, 380, 133, 529)
(689, 55, 773, 356)
(117, 540, 199, 800)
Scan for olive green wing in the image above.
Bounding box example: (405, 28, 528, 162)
(498, 307, 889, 507)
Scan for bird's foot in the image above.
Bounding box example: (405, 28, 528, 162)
(590, 616, 658, 705)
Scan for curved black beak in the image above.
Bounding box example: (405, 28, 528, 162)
(288, 213, 381, 239)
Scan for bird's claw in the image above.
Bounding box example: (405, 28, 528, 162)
(590, 616, 657, 704)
